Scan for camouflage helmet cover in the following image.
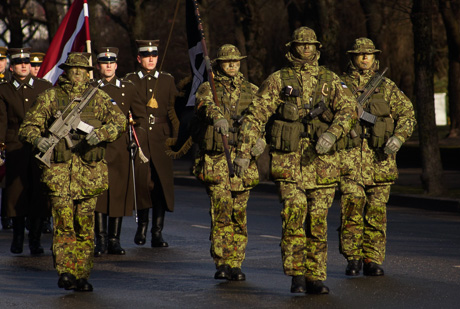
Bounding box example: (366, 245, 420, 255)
(347, 37, 381, 54)
(58, 52, 94, 71)
(214, 44, 247, 61)
(286, 26, 322, 48)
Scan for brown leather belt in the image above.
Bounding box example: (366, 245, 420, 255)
(148, 115, 168, 124)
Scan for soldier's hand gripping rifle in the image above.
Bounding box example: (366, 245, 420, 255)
(191, 0, 235, 177)
(35, 84, 100, 168)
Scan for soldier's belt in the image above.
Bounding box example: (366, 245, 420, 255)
(148, 115, 168, 124)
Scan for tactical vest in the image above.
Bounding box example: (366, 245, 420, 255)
(342, 75, 394, 149)
(201, 79, 254, 152)
(51, 87, 105, 163)
(268, 66, 339, 152)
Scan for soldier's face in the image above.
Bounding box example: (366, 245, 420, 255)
(97, 62, 117, 81)
(12, 62, 31, 79)
(0, 58, 6, 73)
(294, 43, 317, 60)
(219, 60, 240, 77)
(353, 53, 375, 70)
(67, 67, 90, 84)
(137, 55, 158, 72)
(30, 65, 41, 77)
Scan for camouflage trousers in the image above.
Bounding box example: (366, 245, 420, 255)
(51, 195, 96, 279)
(278, 182, 335, 281)
(339, 178, 390, 264)
(207, 185, 249, 269)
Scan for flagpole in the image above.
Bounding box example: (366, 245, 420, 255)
(83, 0, 93, 79)
(191, 0, 235, 178)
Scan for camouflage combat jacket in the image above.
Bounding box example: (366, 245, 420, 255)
(237, 52, 357, 189)
(340, 62, 416, 185)
(193, 71, 260, 191)
(19, 75, 126, 199)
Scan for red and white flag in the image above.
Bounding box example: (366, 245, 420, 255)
(38, 0, 90, 84)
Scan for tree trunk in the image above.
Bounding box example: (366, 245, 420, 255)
(438, 0, 460, 137)
(7, 0, 24, 47)
(41, 0, 60, 40)
(411, 0, 445, 195)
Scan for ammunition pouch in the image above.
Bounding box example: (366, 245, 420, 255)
(278, 102, 300, 122)
(269, 120, 305, 152)
(200, 124, 238, 152)
(370, 117, 394, 148)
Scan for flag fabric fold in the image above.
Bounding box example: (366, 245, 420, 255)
(38, 0, 89, 84)
(185, 0, 208, 107)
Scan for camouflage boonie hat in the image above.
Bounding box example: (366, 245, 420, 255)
(214, 44, 247, 61)
(286, 26, 322, 48)
(58, 52, 94, 70)
(347, 37, 381, 54)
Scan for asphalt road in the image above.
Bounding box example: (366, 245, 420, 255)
(1, 184, 459, 308)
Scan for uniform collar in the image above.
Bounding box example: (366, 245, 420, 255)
(98, 77, 121, 88)
(12, 74, 34, 90)
(137, 68, 159, 79)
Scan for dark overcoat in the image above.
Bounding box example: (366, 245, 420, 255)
(125, 68, 178, 212)
(0, 74, 52, 217)
(93, 77, 148, 217)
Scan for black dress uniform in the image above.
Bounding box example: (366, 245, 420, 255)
(0, 47, 52, 254)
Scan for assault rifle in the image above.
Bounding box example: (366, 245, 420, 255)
(35, 85, 100, 168)
(355, 67, 388, 125)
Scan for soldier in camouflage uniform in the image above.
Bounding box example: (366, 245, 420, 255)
(193, 44, 261, 281)
(338, 38, 416, 277)
(19, 52, 126, 292)
(234, 27, 357, 294)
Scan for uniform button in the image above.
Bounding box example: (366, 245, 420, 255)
(122, 102, 125, 105)
(122, 85, 125, 88)
(122, 93, 125, 96)
(148, 77, 151, 80)
(149, 89, 153, 92)
(25, 98, 29, 102)
(149, 127, 152, 130)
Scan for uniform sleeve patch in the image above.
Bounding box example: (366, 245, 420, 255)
(111, 99, 117, 105)
(341, 82, 348, 88)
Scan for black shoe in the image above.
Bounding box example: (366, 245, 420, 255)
(108, 239, 126, 255)
(58, 273, 77, 290)
(151, 233, 168, 247)
(214, 264, 231, 280)
(30, 244, 44, 255)
(10, 241, 23, 254)
(290, 275, 306, 293)
(134, 223, 148, 245)
(230, 268, 246, 281)
(76, 278, 93, 292)
(306, 280, 329, 294)
(363, 262, 384, 276)
(2, 217, 12, 230)
(345, 259, 362, 276)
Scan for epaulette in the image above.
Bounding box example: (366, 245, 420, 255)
(120, 78, 135, 85)
(160, 71, 174, 78)
(124, 72, 136, 79)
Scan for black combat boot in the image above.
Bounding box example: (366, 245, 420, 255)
(345, 259, 363, 276)
(363, 261, 384, 276)
(76, 278, 93, 292)
(134, 208, 149, 245)
(230, 267, 246, 281)
(42, 216, 53, 234)
(151, 205, 168, 247)
(58, 273, 77, 290)
(306, 280, 330, 294)
(214, 264, 231, 280)
(107, 217, 126, 255)
(290, 275, 306, 293)
(11, 216, 25, 254)
(28, 216, 44, 255)
(94, 212, 107, 257)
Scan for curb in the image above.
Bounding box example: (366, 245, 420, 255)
(174, 175, 460, 215)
